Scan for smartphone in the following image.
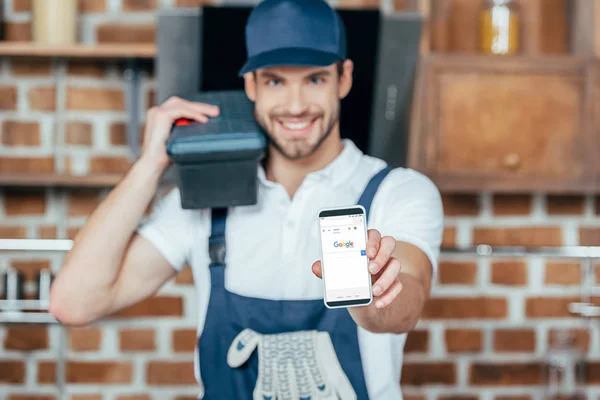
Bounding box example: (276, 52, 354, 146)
(317, 205, 372, 308)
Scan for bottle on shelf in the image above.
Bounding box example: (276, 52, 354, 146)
(479, 0, 521, 55)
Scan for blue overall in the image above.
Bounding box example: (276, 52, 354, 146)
(197, 166, 393, 399)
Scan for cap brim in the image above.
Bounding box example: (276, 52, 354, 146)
(238, 47, 340, 77)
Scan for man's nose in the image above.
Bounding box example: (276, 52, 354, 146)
(284, 85, 308, 116)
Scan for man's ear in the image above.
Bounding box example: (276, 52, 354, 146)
(244, 72, 257, 102)
(338, 59, 354, 100)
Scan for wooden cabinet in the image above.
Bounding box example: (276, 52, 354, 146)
(408, 55, 597, 193)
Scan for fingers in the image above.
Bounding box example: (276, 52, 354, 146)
(366, 229, 381, 259)
(159, 96, 220, 122)
(312, 261, 322, 279)
(372, 257, 401, 299)
(373, 279, 403, 309)
(368, 235, 396, 274)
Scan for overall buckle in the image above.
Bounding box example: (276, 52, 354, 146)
(209, 236, 226, 265)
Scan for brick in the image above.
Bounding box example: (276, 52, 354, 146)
(441, 194, 479, 216)
(337, 0, 381, 8)
(545, 262, 581, 285)
(80, 0, 107, 12)
(67, 227, 80, 240)
(4, 188, 46, 216)
(67, 361, 132, 384)
(37, 361, 55, 383)
(547, 195, 585, 215)
(491, 261, 527, 286)
(13, 0, 31, 12)
(493, 329, 535, 352)
(438, 397, 477, 400)
(0, 226, 27, 239)
(492, 194, 532, 215)
(69, 327, 101, 351)
(113, 295, 184, 318)
(0, 86, 18, 110)
(470, 362, 544, 385)
(442, 227, 456, 247)
(175, 266, 194, 285)
(67, 61, 106, 77)
(115, 396, 150, 400)
(176, 0, 213, 5)
(445, 329, 482, 353)
(89, 156, 132, 174)
(472, 227, 562, 247)
(39, 225, 57, 239)
(0, 361, 26, 383)
(146, 361, 196, 385)
(4, 325, 48, 351)
(109, 122, 127, 146)
(120, 329, 155, 351)
(11, 58, 52, 76)
(582, 362, 600, 383)
(67, 87, 124, 111)
(580, 228, 600, 245)
(5, 22, 32, 41)
(400, 363, 456, 386)
(66, 122, 93, 146)
(68, 189, 103, 216)
(7, 396, 55, 400)
(172, 328, 196, 353)
(10, 260, 50, 283)
(402, 397, 425, 400)
(525, 297, 581, 318)
(422, 297, 507, 319)
(495, 397, 532, 400)
(96, 23, 155, 44)
(548, 328, 590, 352)
(28, 86, 56, 111)
(2, 121, 41, 147)
(0, 157, 54, 173)
(123, 0, 157, 10)
(438, 261, 477, 285)
(147, 88, 156, 108)
(404, 329, 428, 353)
(596, 197, 600, 215)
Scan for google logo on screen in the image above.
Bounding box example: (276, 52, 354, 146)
(334, 240, 354, 248)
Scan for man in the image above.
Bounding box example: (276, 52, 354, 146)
(49, 0, 443, 398)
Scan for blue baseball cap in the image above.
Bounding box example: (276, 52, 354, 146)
(238, 0, 347, 76)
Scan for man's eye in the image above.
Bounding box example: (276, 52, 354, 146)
(267, 79, 281, 86)
(310, 77, 324, 84)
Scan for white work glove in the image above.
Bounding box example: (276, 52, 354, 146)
(227, 328, 357, 400)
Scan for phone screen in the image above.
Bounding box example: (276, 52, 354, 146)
(318, 207, 372, 307)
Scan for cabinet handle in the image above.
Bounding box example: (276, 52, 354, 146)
(502, 153, 521, 169)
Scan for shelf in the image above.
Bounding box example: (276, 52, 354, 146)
(0, 42, 156, 59)
(0, 311, 58, 324)
(0, 173, 124, 188)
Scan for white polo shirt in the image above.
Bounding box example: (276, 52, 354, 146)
(136, 139, 444, 400)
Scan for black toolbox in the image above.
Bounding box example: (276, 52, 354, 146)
(166, 90, 266, 209)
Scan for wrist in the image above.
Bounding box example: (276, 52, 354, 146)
(134, 155, 168, 182)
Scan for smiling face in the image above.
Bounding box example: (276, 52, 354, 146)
(244, 60, 353, 161)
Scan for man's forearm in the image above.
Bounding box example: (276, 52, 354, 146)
(50, 157, 165, 319)
(352, 273, 427, 334)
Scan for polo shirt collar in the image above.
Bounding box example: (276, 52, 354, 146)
(257, 139, 362, 188)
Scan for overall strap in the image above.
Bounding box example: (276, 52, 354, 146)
(209, 207, 228, 267)
(357, 166, 393, 222)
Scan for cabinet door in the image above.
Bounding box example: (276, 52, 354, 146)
(410, 55, 595, 193)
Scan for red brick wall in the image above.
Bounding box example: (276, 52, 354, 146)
(1, 0, 598, 399)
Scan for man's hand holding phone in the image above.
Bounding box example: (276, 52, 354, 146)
(312, 228, 403, 309)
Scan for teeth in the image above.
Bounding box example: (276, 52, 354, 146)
(282, 121, 310, 130)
